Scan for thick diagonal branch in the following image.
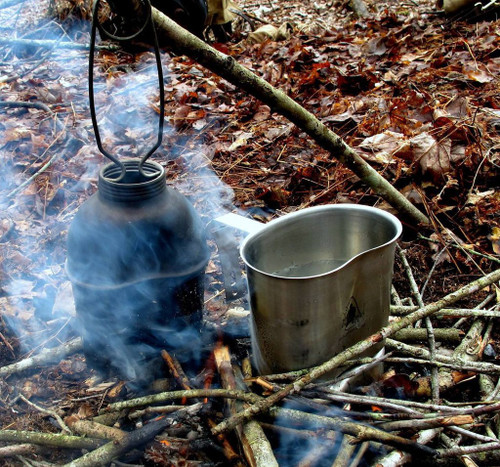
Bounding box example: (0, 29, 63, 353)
(101, 1, 430, 225)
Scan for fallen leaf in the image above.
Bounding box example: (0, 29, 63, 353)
(409, 132, 465, 181)
(228, 131, 253, 151)
(359, 131, 409, 164)
(489, 227, 500, 255)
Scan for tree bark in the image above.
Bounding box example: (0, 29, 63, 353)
(101, 0, 430, 225)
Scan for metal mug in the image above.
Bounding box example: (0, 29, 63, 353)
(217, 204, 402, 374)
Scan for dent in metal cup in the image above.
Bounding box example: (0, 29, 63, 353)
(240, 204, 402, 375)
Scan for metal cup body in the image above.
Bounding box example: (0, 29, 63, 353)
(240, 204, 402, 374)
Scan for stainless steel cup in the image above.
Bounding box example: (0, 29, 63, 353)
(239, 204, 402, 374)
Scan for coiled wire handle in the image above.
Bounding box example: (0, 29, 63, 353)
(89, 0, 165, 181)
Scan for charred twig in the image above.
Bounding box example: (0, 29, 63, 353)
(0, 337, 83, 378)
(212, 269, 500, 435)
(214, 344, 278, 467)
(207, 419, 246, 467)
(161, 349, 192, 390)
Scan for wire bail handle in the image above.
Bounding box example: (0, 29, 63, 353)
(89, 0, 165, 180)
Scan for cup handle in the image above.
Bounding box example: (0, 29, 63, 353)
(209, 213, 264, 300)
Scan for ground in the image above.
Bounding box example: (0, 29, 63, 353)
(0, 0, 499, 465)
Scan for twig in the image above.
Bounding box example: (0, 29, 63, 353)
(419, 234, 500, 265)
(18, 394, 71, 434)
(377, 414, 473, 432)
(207, 419, 247, 467)
(386, 339, 500, 375)
(437, 442, 500, 457)
(7, 128, 66, 198)
(102, 384, 437, 457)
(0, 337, 83, 378)
(270, 408, 437, 456)
(330, 349, 390, 392)
(375, 428, 442, 466)
(298, 440, 335, 466)
(65, 417, 126, 441)
(331, 434, 358, 467)
(103, 388, 261, 413)
(127, 405, 187, 419)
(0, 100, 52, 112)
(0, 430, 103, 450)
(212, 268, 500, 435)
(161, 349, 191, 390)
(391, 306, 500, 319)
(63, 417, 170, 467)
(399, 247, 440, 403)
(392, 328, 462, 343)
(162, 349, 245, 466)
(383, 356, 498, 374)
(447, 425, 499, 444)
(318, 389, 465, 415)
(0, 444, 43, 459)
(0, 37, 119, 51)
(214, 344, 278, 467)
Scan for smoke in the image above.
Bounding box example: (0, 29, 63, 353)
(0, 0, 239, 388)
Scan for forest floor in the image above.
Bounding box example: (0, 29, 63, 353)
(0, 0, 499, 465)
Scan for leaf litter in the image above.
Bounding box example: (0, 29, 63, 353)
(0, 0, 499, 465)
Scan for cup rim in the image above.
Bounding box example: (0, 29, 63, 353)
(240, 204, 403, 280)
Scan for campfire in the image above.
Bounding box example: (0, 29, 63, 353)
(1, 0, 500, 465)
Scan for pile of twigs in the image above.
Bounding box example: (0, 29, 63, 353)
(1, 264, 499, 465)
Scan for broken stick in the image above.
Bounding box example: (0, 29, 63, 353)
(0, 337, 83, 378)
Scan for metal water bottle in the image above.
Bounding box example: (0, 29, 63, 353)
(67, 1, 209, 384)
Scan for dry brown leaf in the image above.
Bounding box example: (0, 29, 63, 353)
(409, 132, 465, 181)
(359, 131, 409, 164)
